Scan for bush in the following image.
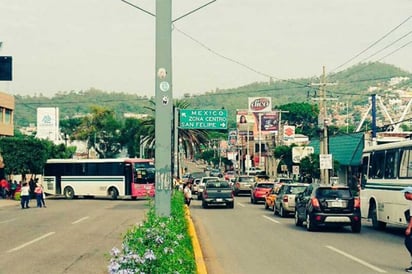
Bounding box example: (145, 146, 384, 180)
(108, 191, 196, 274)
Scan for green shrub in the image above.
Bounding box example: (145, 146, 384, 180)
(108, 191, 196, 274)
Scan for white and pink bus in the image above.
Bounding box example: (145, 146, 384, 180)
(42, 158, 155, 199)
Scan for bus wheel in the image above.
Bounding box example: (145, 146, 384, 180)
(370, 202, 386, 230)
(64, 187, 75, 199)
(109, 188, 119, 200)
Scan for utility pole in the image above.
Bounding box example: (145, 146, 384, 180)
(311, 66, 337, 184)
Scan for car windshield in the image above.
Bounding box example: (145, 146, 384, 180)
(285, 185, 307, 194)
(317, 188, 351, 199)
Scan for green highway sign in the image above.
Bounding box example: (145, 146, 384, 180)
(179, 109, 228, 130)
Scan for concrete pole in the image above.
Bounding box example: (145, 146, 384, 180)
(155, 0, 172, 217)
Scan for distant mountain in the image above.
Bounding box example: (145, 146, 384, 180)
(14, 62, 411, 129)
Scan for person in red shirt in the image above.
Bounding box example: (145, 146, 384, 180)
(0, 179, 9, 199)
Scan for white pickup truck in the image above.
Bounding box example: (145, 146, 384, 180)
(246, 167, 265, 175)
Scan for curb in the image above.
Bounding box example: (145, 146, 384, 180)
(185, 205, 207, 274)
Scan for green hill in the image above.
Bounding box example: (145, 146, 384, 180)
(14, 62, 411, 129)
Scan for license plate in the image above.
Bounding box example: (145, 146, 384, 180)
(331, 201, 343, 207)
(216, 198, 223, 202)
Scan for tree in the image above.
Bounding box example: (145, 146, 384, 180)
(0, 136, 75, 180)
(73, 106, 123, 158)
(279, 102, 319, 138)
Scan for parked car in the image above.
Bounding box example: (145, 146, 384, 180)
(202, 180, 234, 209)
(294, 184, 361, 232)
(250, 182, 274, 204)
(264, 183, 283, 210)
(274, 183, 309, 217)
(233, 175, 256, 196)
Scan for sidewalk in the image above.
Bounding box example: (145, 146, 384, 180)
(0, 198, 19, 208)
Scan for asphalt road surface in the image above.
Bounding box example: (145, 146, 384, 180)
(0, 197, 147, 274)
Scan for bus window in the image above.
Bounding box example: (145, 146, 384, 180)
(400, 149, 412, 178)
(384, 150, 397, 179)
(134, 169, 147, 184)
(370, 151, 385, 179)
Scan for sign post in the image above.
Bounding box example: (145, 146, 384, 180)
(179, 109, 228, 130)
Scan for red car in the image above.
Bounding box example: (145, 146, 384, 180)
(250, 182, 274, 204)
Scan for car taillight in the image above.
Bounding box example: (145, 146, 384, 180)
(203, 190, 208, 199)
(354, 197, 360, 208)
(231, 191, 234, 198)
(283, 196, 288, 202)
(311, 197, 320, 208)
(235, 183, 240, 188)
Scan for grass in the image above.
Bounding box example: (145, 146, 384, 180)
(107, 191, 196, 274)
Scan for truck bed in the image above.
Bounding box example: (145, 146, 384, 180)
(202, 181, 234, 209)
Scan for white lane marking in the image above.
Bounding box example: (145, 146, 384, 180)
(72, 216, 90, 224)
(263, 215, 280, 224)
(7, 232, 55, 253)
(326, 245, 386, 273)
(0, 218, 16, 224)
(237, 203, 246, 207)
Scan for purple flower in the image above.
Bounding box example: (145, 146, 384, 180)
(143, 250, 156, 261)
(110, 247, 121, 257)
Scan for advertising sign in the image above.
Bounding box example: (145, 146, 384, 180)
(248, 97, 272, 113)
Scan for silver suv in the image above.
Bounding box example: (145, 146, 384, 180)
(233, 175, 255, 196)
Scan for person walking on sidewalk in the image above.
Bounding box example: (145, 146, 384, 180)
(20, 182, 30, 209)
(34, 183, 43, 208)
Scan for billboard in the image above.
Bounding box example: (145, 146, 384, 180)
(36, 107, 60, 141)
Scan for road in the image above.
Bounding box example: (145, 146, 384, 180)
(190, 195, 408, 274)
(0, 197, 147, 274)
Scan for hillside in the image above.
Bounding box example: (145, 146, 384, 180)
(14, 62, 411, 129)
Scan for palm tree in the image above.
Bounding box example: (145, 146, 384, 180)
(140, 99, 209, 159)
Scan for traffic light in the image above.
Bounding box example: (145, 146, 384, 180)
(0, 56, 12, 81)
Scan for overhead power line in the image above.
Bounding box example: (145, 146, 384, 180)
(331, 15, 411, 73)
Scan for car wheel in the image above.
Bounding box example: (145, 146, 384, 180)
(227, 202, 234, 209)
(250, 196, 254, 203)
(64, 186, 75, 199)
(252, 196, 257, 204)
(280, 205, 287, 217)
(295, 211, 303, 226)
(306, 214, 316, 231)
(273, 205, 277, 216)
(351, 222, 361, 233)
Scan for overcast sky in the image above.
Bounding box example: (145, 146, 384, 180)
(0, 0, 411, 98)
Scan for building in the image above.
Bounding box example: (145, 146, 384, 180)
(0, 91, 14, 136)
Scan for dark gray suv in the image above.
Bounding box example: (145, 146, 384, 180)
(294, 184, 361, 233)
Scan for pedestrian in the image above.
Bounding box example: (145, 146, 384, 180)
(20, 182, 30, 209)
(40, 183, 46, 208)
(403, 186, 412, 272)
(0, 178, 8, 199)
(34, 183, 43, 208)
(10, 180, 17, 200)
(184, 183, 192, 206)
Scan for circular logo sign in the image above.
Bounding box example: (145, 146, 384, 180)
(160, 81, 170, 92)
